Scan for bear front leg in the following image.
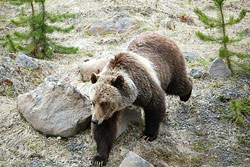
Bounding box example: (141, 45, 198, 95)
(91, 112, 119, 167)
(141, 89, 166, 141)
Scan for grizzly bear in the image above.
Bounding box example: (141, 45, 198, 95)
(89, 33, 192, 166)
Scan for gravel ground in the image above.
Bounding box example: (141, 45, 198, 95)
(0, 0, 250, 167)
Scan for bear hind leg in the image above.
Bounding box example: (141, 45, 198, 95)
(142, 89, 166, 141)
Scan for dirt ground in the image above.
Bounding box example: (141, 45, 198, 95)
(0, 0, 250, 167)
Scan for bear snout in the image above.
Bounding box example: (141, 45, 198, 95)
(91, 118, 99, 124)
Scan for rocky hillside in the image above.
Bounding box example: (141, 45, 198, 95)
(0, 0, 249, 166)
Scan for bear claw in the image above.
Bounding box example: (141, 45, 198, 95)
(140, 132, 157, 141)
(91, 154, 106, 167)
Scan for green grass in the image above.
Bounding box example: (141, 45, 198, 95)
(4, 85, 13, 96)
(189, 59, 207, 69)
(135, 20, 156, 32)
(218, 94, 227, 102)
(211, 82, 224, 88)
(221, 97, 250, 125)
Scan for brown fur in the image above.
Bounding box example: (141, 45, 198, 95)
(89, 33, 192, 166)
(91, 111, 121, 166)
(128, 32, 192, 97)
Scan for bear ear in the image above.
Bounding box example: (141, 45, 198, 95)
(111, 75, 124, 87)
(91, 73, 99, 84)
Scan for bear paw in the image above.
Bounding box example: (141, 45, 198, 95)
(91, 154, 107, 167)
(180, 90, 192, 102)
(140, 132, 157, 141)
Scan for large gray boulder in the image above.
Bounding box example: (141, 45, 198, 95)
(15, 52, 39, 69)
(119, 152, 154, 167)
(87, 13, 136, 35)
(209, 58, 232, 78)
(18, 76, 92, 137)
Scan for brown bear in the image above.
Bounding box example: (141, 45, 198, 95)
(89, 33, 192, 166)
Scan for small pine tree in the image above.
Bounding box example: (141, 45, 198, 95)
(194, 0, 249, 73)
(0, 0, 79, 59)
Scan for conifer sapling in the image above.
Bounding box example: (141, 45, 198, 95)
(0, 0, 79, 59)
(194, 0, 249, 73)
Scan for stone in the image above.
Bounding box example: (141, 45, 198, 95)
(87, 13, 135, 35)
(2, 56, 11, 62)
(116, 106, 142, 138)
(16, 5, 25, 11)
(90, 106, 141, 139)
(189, 68, 205, 78)
(160, 18, 173, 29)
(183, 52, 203, 61)
(44, 76, 57, 83)
(209, 58, 232, 78)
(17, 77, 92, 137)
(243, 27, 250, 37)
(79, 58, 109, 82)
(15, 52, 39, 69)
(87, 20, 106, 35)
(119, 152, 154, 167)
(0, 65, 7, 76)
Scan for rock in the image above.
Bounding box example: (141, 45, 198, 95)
(116, 106, 142, 138)
(87, 20, 106, 35)
(43, 76, 58, 85)
(119, 152, 154, 167)
(79, 58, 109, 82)
(17, 77, 92, 137)
(90, 106, 141, 139)
(183, 52, 203, 61)
(209, 58, 232, 78)
(0, 65, 7, 76)
(15, 52, 39, 69)
(16, 5, 25, 11)
(189, 68, 205, 78)
(243, 27, 250, 37)
(87, 13, 135, 35)
(160, 18, 173, 29)
(39, 61, 53, 68)
(2, 56, 11, 62)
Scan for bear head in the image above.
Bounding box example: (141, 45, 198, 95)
(89, 72, 138, 125)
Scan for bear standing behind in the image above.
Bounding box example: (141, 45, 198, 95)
(89, 33, 192, 166)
